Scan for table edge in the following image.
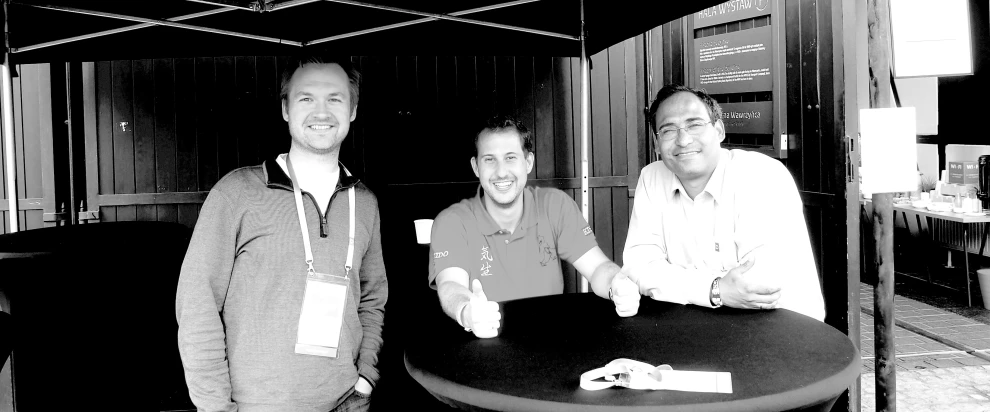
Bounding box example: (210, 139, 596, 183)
(404, 348, 861, 412)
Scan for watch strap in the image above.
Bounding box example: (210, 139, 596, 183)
(710, 277, 723, 308)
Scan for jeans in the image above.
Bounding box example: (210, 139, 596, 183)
(330, 387, 371, 412)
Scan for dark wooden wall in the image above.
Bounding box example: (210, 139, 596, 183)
(0, 43, 645, 289)
(1, 38, 651, 410)
(0, 64, 52, 233)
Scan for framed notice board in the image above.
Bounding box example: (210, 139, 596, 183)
(686, 0, 787, 158)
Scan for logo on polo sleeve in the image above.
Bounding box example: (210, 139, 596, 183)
(583, 227, 593, 236)
(434, 251, 449, 259)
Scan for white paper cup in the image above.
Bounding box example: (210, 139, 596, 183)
(414, 219, 434, 244)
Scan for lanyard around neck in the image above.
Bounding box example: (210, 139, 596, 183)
(285, 155, 356, 277)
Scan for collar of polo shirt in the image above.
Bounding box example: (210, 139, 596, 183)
(470, 185, 539, 236)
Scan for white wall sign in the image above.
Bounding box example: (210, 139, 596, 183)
(890, 0, 972, 78)
(860, 107, 918, 194)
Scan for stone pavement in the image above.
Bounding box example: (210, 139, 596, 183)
(860, 366, 990, 412)
(858, 283, 990, 411)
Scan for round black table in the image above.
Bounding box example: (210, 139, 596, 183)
(405, 293, 859, 412)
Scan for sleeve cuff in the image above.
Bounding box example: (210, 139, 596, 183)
(357, 363, 380, 388)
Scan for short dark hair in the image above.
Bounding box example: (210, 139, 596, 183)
(647, 84, 722, 134)
(474, 114, 534, 157)
(279, 55, 361, 110)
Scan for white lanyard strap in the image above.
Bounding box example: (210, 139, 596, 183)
(580, 359, 669, 391)
(285, 155, 356, 277)
(345, 181, 355, 275)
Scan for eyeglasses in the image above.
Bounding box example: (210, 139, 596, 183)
(655, 120, 714, 141)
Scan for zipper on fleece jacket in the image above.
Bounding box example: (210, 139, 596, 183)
(304, 187, 346, 238)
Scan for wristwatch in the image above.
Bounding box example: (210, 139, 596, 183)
(710, 277, 723, 308)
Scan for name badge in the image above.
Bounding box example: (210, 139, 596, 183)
(295, 271, 349, 358)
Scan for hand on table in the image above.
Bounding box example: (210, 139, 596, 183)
(465, 279, 501, 338)
(609, 273, 640, 317)
(719, 256, 781, 310)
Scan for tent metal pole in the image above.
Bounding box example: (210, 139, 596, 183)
(64, 62, 77, 226)
(579, 0, 590, 294)
(10, 2, 304, 47)
(185, 0, 257, 11)
(322, 0, 576, 40)
(13, 7, 237, 53)
(268, 0, 324, 11)
(307, 0, 544, 45)
(2, 63, 17, 233)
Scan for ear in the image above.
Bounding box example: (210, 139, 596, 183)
(471, 157, 480, 178)
(525, 151, 535, 174)
(350, 105, 358, 122)
(281, 100, 289, 122)
(714, 119, 726, 144)
(651, 134, 662, 155)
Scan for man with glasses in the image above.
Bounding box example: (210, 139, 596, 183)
(621, 85, 825, 321)
(429, 114, 641, 338)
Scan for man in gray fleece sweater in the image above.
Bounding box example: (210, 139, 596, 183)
(176, 55, 387, 412)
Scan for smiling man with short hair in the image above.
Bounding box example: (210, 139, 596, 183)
(622, 84, 825, 321)
(428, 115, 640, 338)
(176, 55, 387, 412)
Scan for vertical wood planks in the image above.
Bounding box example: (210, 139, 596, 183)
(255, 56, 278, 163)
(76, 54, 646, 247)
(234, 56, 259, 169)
(82, 62, 99, 223)
(96, 62, 115, 222)
(784, 0, 802, 183)
(214, 57, 237, 180)
(662, 20, 685, 86)
(626, 36, 647, 195)
(494, 56, 515, 118)
(534, 57, 554, 180)
(174, 58, 198, 193)
(590, 49, 611, 179)
(611, 187, 630, 266)
(133, 59, 156, 222)
(569, 58, 581, 180)
(513, 57, 535, 178)
(194, 57, 218, 192)
(18, 66, 43, 218)
(608, 43, 628, 178)
(477, 56, 496, 116)
(799, 0, 822, 193)
(552, 58, 574, 179)
(111, 60, 136, 222)
(154, 59, 177, 223)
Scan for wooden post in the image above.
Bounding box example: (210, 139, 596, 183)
(867, 0, 896, 411)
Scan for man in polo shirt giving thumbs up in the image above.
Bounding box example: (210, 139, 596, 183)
(429, 114, 640, 338)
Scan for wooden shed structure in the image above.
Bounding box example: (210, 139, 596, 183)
(0, 0, 866, 410)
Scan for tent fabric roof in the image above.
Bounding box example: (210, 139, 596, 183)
(4, 0, 721, 63)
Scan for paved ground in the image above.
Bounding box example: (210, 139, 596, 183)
(858, 283, 990, 411)
(860, 366, 990, 412)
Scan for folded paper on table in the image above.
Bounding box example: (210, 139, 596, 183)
(580, 358, 732, 393)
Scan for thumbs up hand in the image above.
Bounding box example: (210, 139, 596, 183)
(466, 279, 501, 338)
(609, 273, 641, 317)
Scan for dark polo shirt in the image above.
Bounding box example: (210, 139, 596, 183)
(428, 186, 598, 302)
